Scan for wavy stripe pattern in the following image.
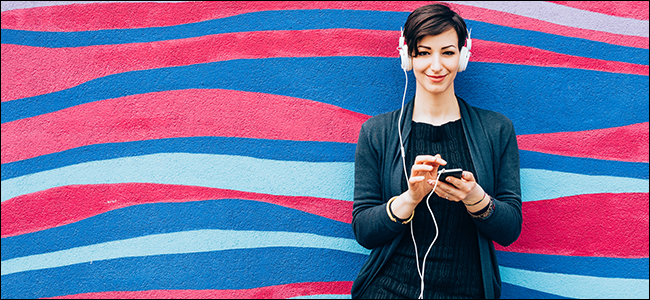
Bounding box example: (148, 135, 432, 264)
(1, 229, 369, 275)
(46, 282, 354, 299)
(2, 1, 648, 299)
(1, 153, 355, 202)
(2, 31, 647, 102)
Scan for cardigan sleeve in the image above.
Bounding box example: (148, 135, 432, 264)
(351, 120, 407, 249)
(473, 115, 523, 247)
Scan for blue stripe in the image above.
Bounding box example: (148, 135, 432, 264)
(1, 137, 356, 180)
(499, 266, 649, 299)
(1, 229, 369, 275)
(0, 247, 367, 299)
(3, 142, 646, 182)
(520, 168, 649, 202)
(3, 57, 648, 136)
(0, 9, 646, 65)
(501, 283, 570, 299)
(1, 153, 354, 202)
(497, 251, 649, 279)
(520, 150, 649, 180)
(1, 199, 355, 260)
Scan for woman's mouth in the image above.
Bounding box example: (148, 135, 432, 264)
(426, 74, 446, 82)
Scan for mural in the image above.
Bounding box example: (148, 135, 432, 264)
(1, 1, 648, 298)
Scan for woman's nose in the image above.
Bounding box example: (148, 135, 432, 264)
(429, 55, 443, 73)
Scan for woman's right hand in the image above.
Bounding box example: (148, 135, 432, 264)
(406, 154, 447, 204)
(390, 154, 447, 220)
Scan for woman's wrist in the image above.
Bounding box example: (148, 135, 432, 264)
(387, 196, 415, 224)
(390, 192, 418, 220)
(464, 191, 490, 213)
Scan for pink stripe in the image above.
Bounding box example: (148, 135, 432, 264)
(517, 122, 649, 163)
(0, 183, 353, 238)
(473, 39, 648, 75)
(0, 89, 370, 164)
(1, 1, 645, 47)
(1, 29, 395, 102)
(44, 281, 353, 299)
(548, 1, 649, 20)
(4, 31, 647, 103)
(495, 193, 649, 258)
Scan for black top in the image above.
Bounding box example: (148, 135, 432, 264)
(351, 97, 522, 299)
(360, 119, 483, 299)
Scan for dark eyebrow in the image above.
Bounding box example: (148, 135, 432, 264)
(417, 44, 457, 50)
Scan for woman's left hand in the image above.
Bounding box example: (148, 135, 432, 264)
(428, 171, 484, 205)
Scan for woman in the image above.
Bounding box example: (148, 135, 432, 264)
(351, 4, 522, 299)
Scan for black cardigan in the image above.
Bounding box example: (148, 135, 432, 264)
(351, 96, 522, 299)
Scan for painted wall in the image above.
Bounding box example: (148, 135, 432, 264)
(1, 1, 648, 298)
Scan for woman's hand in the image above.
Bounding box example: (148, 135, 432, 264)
(406, 154, 447, 204)
(429, 171, 485, 206)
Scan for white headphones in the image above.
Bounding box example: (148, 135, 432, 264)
(398, 28, 472, 72)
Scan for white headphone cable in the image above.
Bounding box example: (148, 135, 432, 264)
(412, 172, 442, 299)
(398, 68, 409, 181)
(397, 65, 441, 299)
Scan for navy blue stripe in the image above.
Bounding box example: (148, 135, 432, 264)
(2, 57, 648, 136)
(520, 150, 649, 179)
(467, 19, 648, 65)
(1, 10, 646, 65)
(0, 247, 366, 299)
(1, 137, 356, 180)
(1, 199, 353, 260)
(497, 251, 649, 279)
(501, 282, 571, 299)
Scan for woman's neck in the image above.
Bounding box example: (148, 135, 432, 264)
(412, 87, 460, 126)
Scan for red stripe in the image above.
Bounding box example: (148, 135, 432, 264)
(473, 39, 648, 75)
(548, 1, 649, 20)
(0, 183, 353, 238)
(495, 193, 649, 258)
(1, 29, 395, 102)
(517, 122, 649, 163)
(44, 281, 353, 299)
(1, 89, 370, 164)
(1, 1, 645, 47)
(4, 31, 647, 103)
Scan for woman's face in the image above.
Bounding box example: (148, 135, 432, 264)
(412, 28, 460, 96)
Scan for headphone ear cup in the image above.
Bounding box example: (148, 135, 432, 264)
(458, 46, 470, 72)
(400, 44, 412, 71)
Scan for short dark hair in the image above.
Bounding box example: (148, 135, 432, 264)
(403, 3, 468, 58)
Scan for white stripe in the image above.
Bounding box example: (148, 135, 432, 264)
(449, 1, 649, 37)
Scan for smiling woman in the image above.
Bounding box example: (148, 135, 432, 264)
(351, 3, 522, 299)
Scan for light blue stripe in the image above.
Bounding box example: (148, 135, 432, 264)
(450, 1, 649, 37)
(521, 168, 649, 202)
(500, 266, 650, 299)
(1, 153, 354, 202)
(0, 229, 370, 275)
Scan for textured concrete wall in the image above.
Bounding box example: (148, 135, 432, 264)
(1, 1, 648, 298)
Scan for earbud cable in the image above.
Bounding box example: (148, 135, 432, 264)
(398, 67, 441, 299)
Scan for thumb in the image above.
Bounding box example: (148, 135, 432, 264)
(462, 171, 476, 182)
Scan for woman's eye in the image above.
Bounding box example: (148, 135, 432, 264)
(418, 52, 430, 56)
(443, 51, 455, 56)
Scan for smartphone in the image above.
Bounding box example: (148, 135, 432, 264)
(437, 168, 463, 184)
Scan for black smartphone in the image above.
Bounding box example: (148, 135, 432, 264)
(437, 168, 463, 184)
